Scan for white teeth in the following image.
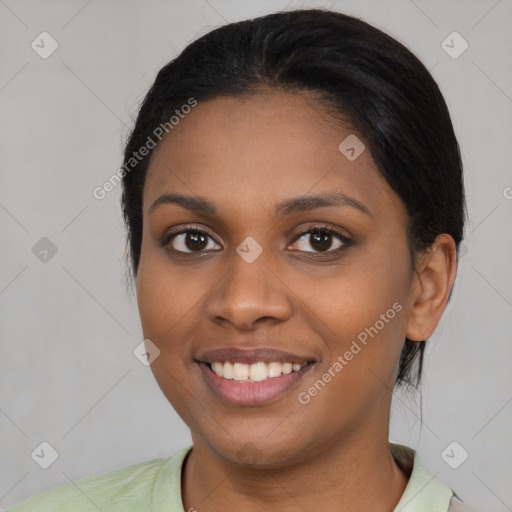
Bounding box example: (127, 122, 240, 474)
(223, 362, 234, 380)
(212, 362, 224, 377)
(233, 362, 249, 380)
(282, 362, 292, 374)
(249, 362, 267, 382)
(209, 361, 307, 381)
(267, 362, 282, 378)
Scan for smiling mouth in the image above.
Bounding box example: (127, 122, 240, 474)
(197, 359, 316, 406)
(206, 361, 309, 382)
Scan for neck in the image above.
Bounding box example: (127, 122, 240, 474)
(182, 426, 409, 512)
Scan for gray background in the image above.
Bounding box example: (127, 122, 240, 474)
(0, 0, 511, 510)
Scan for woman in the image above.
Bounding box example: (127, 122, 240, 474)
(9, 8, 471, 512)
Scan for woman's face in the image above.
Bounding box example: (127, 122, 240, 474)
(136, 91, 417, 466)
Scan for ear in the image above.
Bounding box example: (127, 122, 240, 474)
(406, 234, 458, 342)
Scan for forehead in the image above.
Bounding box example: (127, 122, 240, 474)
(143, 91, 402, 221)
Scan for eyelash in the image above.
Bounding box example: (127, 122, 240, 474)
(291, 225, 352, 255)
(160, 224, 352, 256)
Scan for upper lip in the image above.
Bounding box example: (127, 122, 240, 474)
(196, 347, 316, 365)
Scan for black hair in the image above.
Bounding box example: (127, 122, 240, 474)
(121, 8, 465, 388)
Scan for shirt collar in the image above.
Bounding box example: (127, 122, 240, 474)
(391, 443, 454, 512)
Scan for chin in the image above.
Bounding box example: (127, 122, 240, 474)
(194, 424, 315, 469)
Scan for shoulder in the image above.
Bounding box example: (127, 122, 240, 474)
(7, 447, 192, 512)
(390, 443, 459, 512)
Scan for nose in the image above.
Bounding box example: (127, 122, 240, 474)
(205, 249, 293, 331)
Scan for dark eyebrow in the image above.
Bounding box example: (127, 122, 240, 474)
(149, 194, 217, 215)
(149, 191, 371, 217)
(275, 192, 371, 217)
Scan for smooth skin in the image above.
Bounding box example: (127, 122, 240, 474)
(136, 90, 457, 512)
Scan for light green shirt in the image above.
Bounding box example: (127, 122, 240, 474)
(8, 443, 466, 511)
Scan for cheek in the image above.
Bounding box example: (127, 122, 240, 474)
(299, 250, 412, 391)
(304, 257, 409, 339)
(291, 261, 410, 431)
(135, 251, 204, 420)
(136, 247, 204, 345)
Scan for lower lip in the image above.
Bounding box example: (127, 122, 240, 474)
(198, 362, 313, 406)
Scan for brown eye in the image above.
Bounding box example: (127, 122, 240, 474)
(309, 231, 336, 252)
(166, 228, 221, 253)
(290, 226, 350, 254)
